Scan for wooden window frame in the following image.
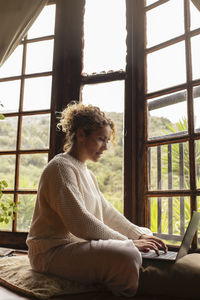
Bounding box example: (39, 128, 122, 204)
(0, 0, 85, 249)
(51, 0, 140, 225)
(0, 1, 56, 248)
(143, 0, 200, 249)
(0, 0, 143, 249)
(52, 0, 147, 229)
(4, 0, 195, 249)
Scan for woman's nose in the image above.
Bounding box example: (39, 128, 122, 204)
(102, 140, 110, 150)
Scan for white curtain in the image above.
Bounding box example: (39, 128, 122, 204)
(0, 0, 48, 67)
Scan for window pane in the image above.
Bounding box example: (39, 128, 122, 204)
(0, 194, 13, 231)
(197, 197, 200, 247)
(148, 142, 190, 191)
(0, 155, 15, 189)
(23, 76, 52, 111)
(190, 0, 200, 31)
(195, 140, 200, 189)
(83, 0, 126, 74)
(0, 80, 20, 113)
(148, 196, 191, 245)
(81, 81, 124, 213)
(191, 35, 200, 80)
(148, 90, 187, 139)
(82, 81, 124, 112)
(146, 0, 184, 48)
(17, 195, 36, 232)
(0, 45, 23, 78)
(147, 41, 186, 93)
(19, 154, 48, 189)
(0, 117, 18, 151)
(27, 5, 56, 39)
(146, 0, 158, 6)
(25, 40, 54, 74)
(193, 85, 200, 132)
(21, 114, 50, 150)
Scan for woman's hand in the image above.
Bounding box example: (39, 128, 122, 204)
(133, 234, 168, 256)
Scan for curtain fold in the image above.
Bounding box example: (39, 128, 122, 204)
(0, 0, 48, 67)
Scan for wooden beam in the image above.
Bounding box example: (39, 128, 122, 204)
(50, 0, 85, 158)
(124, 0, 145, 225)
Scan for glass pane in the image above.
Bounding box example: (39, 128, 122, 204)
(23, 76, 52, 111)
(193, 85, 200, 132)
(26, 40, 54, 74)
(83, 0, 126, 74)
(0, 155, 15, 189)
(148, 196, 191, 245)
(191, 34, 200, 80)
(19, 154, 48, 189)
(17, 194, 36, 232)
(148, 90, 187, 139)
(0, 45, 23, 78)
(195, 140, 200, 189)
(197, 198, 200, 247)
(81, 81, 124, 213)
(82, 81, 124, 112)
(27, 5, 56, 39)
(190, 0, 200, 31)
(21, 114, 50, 150)
(0, 117, 18, 151)
(147, 41, 186, 93)
(0, 80, 20, 113)
(148, 142, 190, 191)
(146, 0, 158, 6)
(146, 0, 184, 48)
(0, 194, 13, 231)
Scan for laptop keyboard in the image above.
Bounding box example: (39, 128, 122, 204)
(141, 250, 177, 259)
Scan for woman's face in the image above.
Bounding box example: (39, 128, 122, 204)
(79, 125, 112, 163)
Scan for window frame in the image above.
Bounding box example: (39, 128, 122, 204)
(2, 0, 200, 250)
(144, 0, 200, 249)
(50, 0, 146, 229)
(0, 0, 145, 249)
(0, 1, 56, 248)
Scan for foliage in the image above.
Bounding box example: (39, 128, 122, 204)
(149, 116, 173, 138)
(0, 180, 18, 224)
(0, 105, 19, 225)
(0, 103, 5, 120)
(17, 194, 36, 231)
(149, 116, 198, 244)
(87, 112, 124, 213)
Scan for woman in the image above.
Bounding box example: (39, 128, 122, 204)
(26, 102, 167, 297)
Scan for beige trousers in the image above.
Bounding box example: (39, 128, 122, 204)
(29, 239, 142, 297)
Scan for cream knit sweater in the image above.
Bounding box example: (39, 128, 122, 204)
(26, 153, 152, 256)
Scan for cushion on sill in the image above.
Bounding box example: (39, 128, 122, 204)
(0, 255, 101, 299)
(0, 253, 200, 299)
(138, 253, 200, 298)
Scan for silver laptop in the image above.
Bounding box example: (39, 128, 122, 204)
(142, 211, 200, 267)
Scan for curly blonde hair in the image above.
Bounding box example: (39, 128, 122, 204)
(57, 101, 116, 152)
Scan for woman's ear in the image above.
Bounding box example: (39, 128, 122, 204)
(77, 128, 85, 142)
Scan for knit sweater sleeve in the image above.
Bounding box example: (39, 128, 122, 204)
(46, 158, 128, 241)
(89, 171, 152, 240)
(101, 194, 153, 240)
